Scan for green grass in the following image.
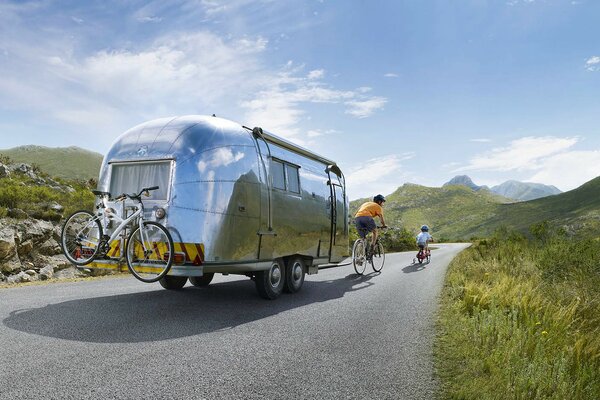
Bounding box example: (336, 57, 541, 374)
(0, 145, 103, 181)
(435, 229, 600, 399)
(0, 169, 95, 220)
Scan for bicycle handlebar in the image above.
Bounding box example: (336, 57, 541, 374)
(93, 186, 160, 203)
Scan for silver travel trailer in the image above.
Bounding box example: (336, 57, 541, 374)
(90, 115, 349, 299)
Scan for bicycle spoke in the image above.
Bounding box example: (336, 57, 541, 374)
(371, 242, 385, 272)
(61, 211, 102, 265)
(353, 240, 367, 275)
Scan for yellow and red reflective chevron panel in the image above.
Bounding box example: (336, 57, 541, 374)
(103, 241, 204, 265)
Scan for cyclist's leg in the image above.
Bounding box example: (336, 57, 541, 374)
(372, 228, 378, 249)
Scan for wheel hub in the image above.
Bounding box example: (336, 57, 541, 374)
(270, 264, 281, 287)
(293, 263, 302, 280)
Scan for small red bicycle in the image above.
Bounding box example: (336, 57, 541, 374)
(413, 248, 431, 264)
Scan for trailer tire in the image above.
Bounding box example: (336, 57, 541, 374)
(283, 257, 305, 293)
(255, 259, 285, 300)
(158, 275, 188, 290)
(189, 273, 214, 287)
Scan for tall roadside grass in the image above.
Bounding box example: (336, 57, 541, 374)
(435, 226, 600, 399)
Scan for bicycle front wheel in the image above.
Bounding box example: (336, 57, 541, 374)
(352, 239, 367, 275)
(61, 210, 103, 266)
(371, 241, 385, 272)
(126, 221, 174, 283)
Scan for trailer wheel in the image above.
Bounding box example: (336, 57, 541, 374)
(189, 273, 214, 287)
(158, 275, 188, 290)
(283, 257, 305, 293)
(255, 259, 285, 300)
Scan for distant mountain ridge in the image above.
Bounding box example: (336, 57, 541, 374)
(443, 175, 561, 201)
(351, 176, 600, 240)
(443, 175, 488, 191)
(0, 145, 103, 181)
(490, 180, 561, 201)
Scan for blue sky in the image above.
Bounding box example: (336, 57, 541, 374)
(0, 0, 599, 199)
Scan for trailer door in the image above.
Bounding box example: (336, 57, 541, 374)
(327, 167, 347, 262)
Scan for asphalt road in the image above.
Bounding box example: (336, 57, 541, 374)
(0, 243, 469, 400)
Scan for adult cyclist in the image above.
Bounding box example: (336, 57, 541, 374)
(354, 194, 388, 255)
(416, 225, 433, 257)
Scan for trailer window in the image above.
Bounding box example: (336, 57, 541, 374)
(286, 165, 300, 193)
(110, 161, 171, 201)
(271, 158, 300, 193)
(271, 160, 286, 190)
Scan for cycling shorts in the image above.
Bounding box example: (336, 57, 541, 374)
(355, 216, 376, 238)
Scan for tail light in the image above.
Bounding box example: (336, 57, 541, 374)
(164, 252, 186, 264)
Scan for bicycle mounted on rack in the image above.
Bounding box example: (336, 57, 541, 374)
(60, 186, 174, 283)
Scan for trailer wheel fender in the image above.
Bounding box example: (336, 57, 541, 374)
(283, 256, 306, 294)
(255, 259, 285, 300)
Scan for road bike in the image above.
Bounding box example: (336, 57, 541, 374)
(413, 247, 431, 264)
(60, 186, 174, 283)
(352, 226, 386, 275)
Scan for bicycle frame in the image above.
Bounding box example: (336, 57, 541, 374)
(77, 196, 149, 256)
(101, 200, 146, 248)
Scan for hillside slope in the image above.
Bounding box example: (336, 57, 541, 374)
(0, 145, 103, 181)
(351, 177, 600, 240)
(485, 176, 600, 236)
(351, 184, 511, 239)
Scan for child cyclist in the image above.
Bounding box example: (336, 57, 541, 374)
(416, 225, 433, 257)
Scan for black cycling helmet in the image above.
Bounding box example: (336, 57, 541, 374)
(373, 194, 386, 203)
(421, 225, 429, 232)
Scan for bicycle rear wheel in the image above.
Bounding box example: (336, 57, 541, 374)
(61, 210, 103, 266)
(352, 239, 367, 275)
(371, 241, 385, 272)
(126, 221, 174, 283)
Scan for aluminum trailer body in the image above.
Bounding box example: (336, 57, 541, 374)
(89, 115, 348, 297)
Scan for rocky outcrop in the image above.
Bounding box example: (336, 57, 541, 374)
(0, 217, 98, 284)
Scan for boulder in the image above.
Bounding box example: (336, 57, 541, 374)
(17, 240, 33, 257)
(0, 226, 16, 261)
(7, 271, 31, 283)
(0, 163, 10, 178)
(38, 238, 62, 256)
(39, 265, 54, 280)
(54, 266, 89, 279)
(49, 202, 64, 213)
(16, 219, 55, 245)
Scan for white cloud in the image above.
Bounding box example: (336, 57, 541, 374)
(137, 16, 163, 23)
(242, 63, 387, 142)
(453, 136, 600, 191)
(0, 2, 386, 152)
(470, 138, 492, 143)
(585, 56, 600, 71)
(528, 150, 600, 191)
(306, 129, 338, 138)
(384, 73, 398, 78)
(345, 97, 387, 118)
(454, 136, 578, 172)
(307, 69, 324, 80)
(346, 153, 414, 199)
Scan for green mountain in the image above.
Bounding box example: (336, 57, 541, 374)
(351, 177, 600, 240)
(0, 145, 103, 181)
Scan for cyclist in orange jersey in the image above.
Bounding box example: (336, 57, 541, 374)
(354, 194, 387, 254)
